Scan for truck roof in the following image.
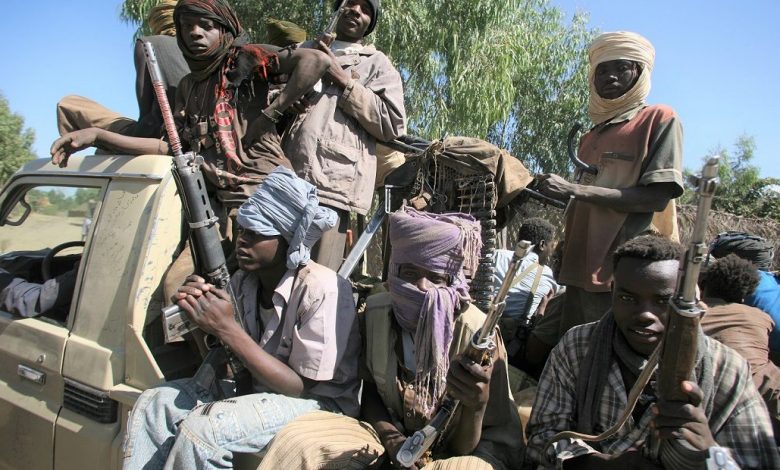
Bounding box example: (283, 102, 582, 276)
(17, 155, 173, 180)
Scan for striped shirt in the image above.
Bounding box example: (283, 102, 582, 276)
(525, 322, 780, 469)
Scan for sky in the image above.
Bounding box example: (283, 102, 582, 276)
(1, 0, 778, 179)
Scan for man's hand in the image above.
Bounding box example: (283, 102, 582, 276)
(535, 174, 579, 202)
(651, 380, 717, 451)
(50, 128, 101, 168)
(314, 39, 351, 89)
(171, 274, 239, 337)
(446, 354, 493, 411)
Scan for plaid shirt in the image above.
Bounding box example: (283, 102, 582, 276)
(525, 322, 780, 469)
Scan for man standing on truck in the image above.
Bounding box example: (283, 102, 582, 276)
(532, 31, 684, 355)
(122, 167, 360, 469)
(284, 0, 406, 270)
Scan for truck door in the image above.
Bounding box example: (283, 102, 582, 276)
(0, 178, 104, 470)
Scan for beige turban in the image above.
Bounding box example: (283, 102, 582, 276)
(588, 31, 655, 125)
(148, 0, 178, 37)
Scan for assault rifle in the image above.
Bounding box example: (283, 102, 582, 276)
(321, 0, 350, 46)
(396, 240, 534, 467)
(143, 41, 250, 396)
(541, 157, 720, 465)
(652, 155, 720, 467)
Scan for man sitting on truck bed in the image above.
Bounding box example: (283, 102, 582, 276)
(122, 167, 360, 469)
(50, 0, 329, 229)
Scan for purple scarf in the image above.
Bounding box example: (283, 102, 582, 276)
(388, 206, 482, 416)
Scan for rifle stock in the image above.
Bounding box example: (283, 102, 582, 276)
(396, 240, 534, 467)
(143, 41, 250, 395)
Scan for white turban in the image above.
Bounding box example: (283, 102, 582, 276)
(236, 167, 337, 269)
(588, 31, 655, 125)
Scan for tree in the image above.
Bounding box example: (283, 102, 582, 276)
(683, 135, 780, 221)
(121, 0, 595, 176)
(0, 93, 37, 185)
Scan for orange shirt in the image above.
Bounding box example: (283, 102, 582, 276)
(558, 104, 684, 292)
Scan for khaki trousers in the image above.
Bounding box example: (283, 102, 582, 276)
(259, 411, 499, 470)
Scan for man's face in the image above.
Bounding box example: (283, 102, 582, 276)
(235, 226, 287, 272)
(594, 59, 640, 100)
(179, 13, 223, 56)
(612, 258, 678, 357)
(336, 0, 373, 42)
(397, 263, 451, 291)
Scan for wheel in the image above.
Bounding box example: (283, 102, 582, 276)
(42, 241, 85, 281)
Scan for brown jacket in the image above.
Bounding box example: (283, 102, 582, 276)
(283, 43, 406, 215)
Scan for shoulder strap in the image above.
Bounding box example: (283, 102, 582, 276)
(519, 263, 544, 319)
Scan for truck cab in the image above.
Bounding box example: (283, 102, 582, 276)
(0, 155, 198, 469)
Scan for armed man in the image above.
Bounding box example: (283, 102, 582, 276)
(257, 206, 524, 469)
(525, 235, 779, 469)
(531, 32, 685, 362)
(122, 167, 360, 469)
(51, 0, 329, 232)
(283, 0, 407, 270)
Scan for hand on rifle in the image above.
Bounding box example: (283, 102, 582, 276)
(447, 354, 493, 411)
(313, 38, 352, 89)
(651, 380, 717, 452)
(172, 274, 240, 337)
(536, 174, 578, 202)
(50, 128, 101, 168)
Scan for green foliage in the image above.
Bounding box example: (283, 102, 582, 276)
(121, 0, 594, 175)
(0, 93, 37, 185)
(25, 187, 99, 216)
(683, 135, 780, 221)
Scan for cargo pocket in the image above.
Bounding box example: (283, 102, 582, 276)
(315, 138, 360, 198)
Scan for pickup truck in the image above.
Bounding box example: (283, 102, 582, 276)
(0, 154, 209, 470)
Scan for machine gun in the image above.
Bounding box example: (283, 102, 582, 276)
(143, 41, 251, 396)
(396, 240, 534, 467)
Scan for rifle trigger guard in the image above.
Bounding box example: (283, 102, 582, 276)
(189, 217, 219, 229)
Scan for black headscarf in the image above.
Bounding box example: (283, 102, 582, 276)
(174, 0, 250, 81)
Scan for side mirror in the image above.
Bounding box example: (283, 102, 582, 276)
(0, 196, 31, 227)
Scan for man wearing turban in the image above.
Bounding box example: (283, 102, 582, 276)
(122, 167, 360, 470)
(52, 0, 329, 210)
(531, 31, 685, 356)
(258, 206, 524, 469)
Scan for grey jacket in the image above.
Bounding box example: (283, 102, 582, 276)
(283, 43, 406, 215)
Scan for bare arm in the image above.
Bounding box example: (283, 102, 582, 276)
(444, 355, 492, 455)
(536, 174, 679, 213)
(265, 47, 329, 115)
(50, 128, 168, 167)
(361, 381, 419, 469)
(173, 276, 305, 396)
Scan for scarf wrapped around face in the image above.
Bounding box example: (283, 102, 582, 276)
(388, 206, 482, 417)
(588, 31, 655, 125)
(174, 0, 276, 174)
(236, 167, 337, 269)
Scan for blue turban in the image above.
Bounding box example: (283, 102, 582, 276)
(236, 167, 337, 269)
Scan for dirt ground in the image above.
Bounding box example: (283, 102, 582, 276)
(0, 212, 85, 254)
